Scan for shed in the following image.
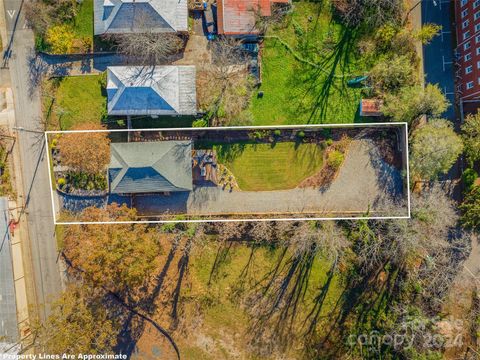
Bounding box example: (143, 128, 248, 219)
(360, 99, 384, 117)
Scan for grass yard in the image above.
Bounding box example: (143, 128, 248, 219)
(251, 2, 371, 125)
(73, 0, 93, 41)
(176, 240, 344, 359)
(44, 75, 106, 130)
(215, 142, 324, 191)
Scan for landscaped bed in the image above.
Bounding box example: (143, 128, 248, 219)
(33, 0, 94, 54)
(250, 2, 372, 125)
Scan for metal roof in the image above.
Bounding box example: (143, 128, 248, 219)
(0, 197, 18, 344)
(217, 0, 290, 35)
(94, 0, 188, 35)
(107, 66, 197, 116)
(109, 141, 193, 194)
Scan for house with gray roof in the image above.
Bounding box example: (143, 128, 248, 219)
(109, 141, 193, 194)
(107, 66, 197, 116)
(94, 0, 188, 35)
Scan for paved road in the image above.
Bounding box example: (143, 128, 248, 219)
(422, 0, 456, 120)
(4, 0, 62, 318)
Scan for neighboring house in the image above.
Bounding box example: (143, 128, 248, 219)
(216, 0, 290, 36)
(106, 66, 197, 116)
(0, 197, 19, 350)
(454, 0, 480, 103)
(109, 141, 193, 194)
(94, 0, 188, 35)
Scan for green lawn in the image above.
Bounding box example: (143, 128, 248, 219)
(46, 75, 106, 130)
(73, 0, 93, 40)
(215, 142, 324, 191)
(178, 241, 343, 359)
(251, 2, 371, 125)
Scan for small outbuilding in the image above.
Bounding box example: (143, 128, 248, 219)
(109, 141, 193, 194)
(360, 98, 384, 117)
(106, 66, 197, 116)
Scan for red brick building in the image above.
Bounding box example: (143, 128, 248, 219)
(455, 0, 480, 101)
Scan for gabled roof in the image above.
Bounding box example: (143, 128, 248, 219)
(107, 66, 197, 116)
(109, 141, 193, 194)
(94, 0, 188, 35)
(217, 0, 290, 35)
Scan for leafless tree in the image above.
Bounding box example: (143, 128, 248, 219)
(197, 38, 255, 126)
(104, 10, 185, 65)
(332, 0, 402, 28)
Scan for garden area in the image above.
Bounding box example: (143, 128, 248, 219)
(29, 0, 94, 54)
(43, 75, 107, 130)
(250, 2, 371, 125)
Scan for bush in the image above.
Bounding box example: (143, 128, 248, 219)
(462, 168, 478, 192)
(326, 138, 334, 146)
(274, 129, 282, 137)
(327, 150, 344, 170)
(297, 131, 305, 138)
(45, 24, 75, 54)
(57, 177, 66, 187)
(192, 119, 208, 127)
(52, 139, 58, 148)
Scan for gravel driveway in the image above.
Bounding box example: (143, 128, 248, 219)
(134, 139, 406, 217)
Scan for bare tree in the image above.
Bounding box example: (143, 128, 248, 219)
(197, 38, 255, 126)
(104, 10, 185, 65)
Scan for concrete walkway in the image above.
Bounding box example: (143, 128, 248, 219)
(134, 139, 406, 217)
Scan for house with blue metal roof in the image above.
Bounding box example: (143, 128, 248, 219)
(94, 0, 188, 35)
(108, 141, 193, 194)
(106, 66, 197, 116)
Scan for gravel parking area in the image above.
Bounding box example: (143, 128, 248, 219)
(134, 139, 406, 217)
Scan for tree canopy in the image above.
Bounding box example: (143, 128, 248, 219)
(63, 204, 161, 294)
(461, 111, 480, 165)
(382, 84, 449, 124)
(410, 119, 463, 180)
(36, 284, 117, 355)
(58, 123, 110, 176)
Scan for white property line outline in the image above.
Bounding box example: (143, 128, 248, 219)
(44, 122, 411, 225)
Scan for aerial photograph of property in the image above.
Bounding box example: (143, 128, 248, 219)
(0, 0, 479, 359)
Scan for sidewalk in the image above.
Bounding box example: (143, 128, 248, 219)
(0, 87, 35, 351)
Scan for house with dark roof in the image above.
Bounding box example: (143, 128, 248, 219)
(216, 0, 290, 36)
(106, 66, 197, 116)
(109, 141, 193, 194)
(94, 0, 188, 35)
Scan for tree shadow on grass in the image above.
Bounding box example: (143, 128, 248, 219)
(292, 27, 358, 123)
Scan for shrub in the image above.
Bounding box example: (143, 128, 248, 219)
(45, 24, 75, 54)
(326, 138, 334, 146)
(52, 139, 58, 148)
(462, 168, 478, 192)
(297, 131, 305, 138)
(327, 150, 344, 170)
(274, 129, 282, 137)
(57, 177, 66, 187)
(192, 119, 208, 127)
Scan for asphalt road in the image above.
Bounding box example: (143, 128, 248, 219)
(4, 0, 62, 318)
(422, 0, 456, 120)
